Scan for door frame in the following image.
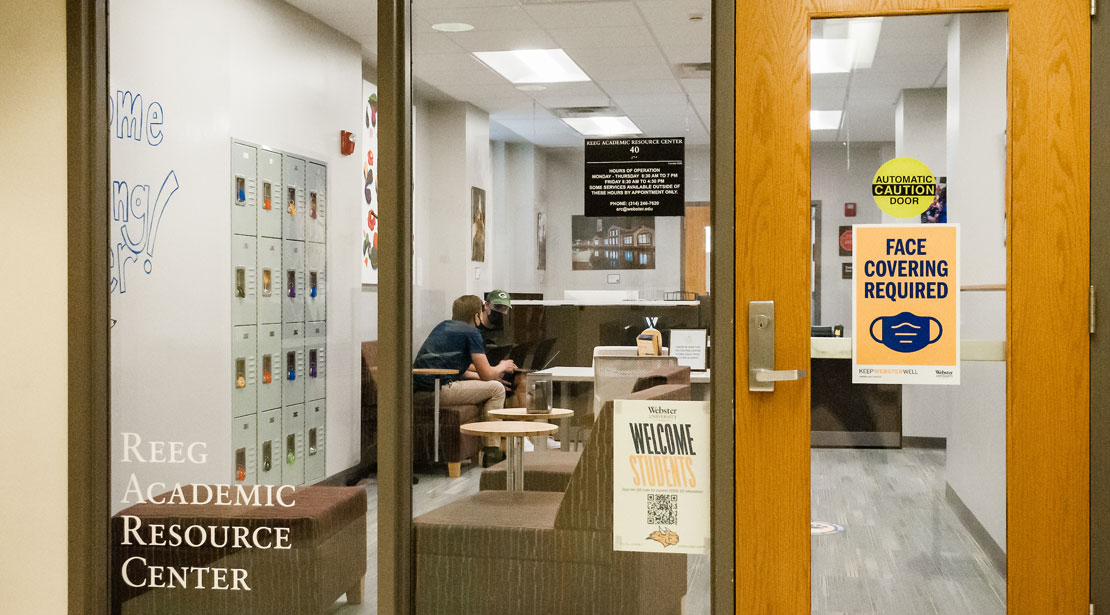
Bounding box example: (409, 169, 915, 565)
(735, 1, 1090, 613)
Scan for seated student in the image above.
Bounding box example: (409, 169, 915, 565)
(413, 294, 516, 466)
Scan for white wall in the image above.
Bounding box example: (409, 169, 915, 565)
(811, 142, 885, 333)
(943, 11, 1010, 552)
(895, 87, 950, 438)
(109, 0, 363, 509)
(0, 0, 67, 609)
(411, 100, 494, 347)
(896, 88, 947, 176)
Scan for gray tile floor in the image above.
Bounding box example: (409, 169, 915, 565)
(811, 447, 1006, 615)
(330, 446, 1004, 614)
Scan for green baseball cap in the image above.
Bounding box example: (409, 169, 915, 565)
(488, 289, 512, 310)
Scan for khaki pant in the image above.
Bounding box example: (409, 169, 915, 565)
(439, 379, 505, 446)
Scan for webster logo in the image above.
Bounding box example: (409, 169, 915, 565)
(647, 406, 677, 415)
(935, 369, 953, 376)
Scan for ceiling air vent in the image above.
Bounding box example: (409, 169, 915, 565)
(675, 62, 712, 79)
(550, 105, 621, 118)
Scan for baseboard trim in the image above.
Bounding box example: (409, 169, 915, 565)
(902, 436, 947, 449)
(810, 430, 901, 448)
(946, 483, 1007, 576)
(318, 462, 372, 487)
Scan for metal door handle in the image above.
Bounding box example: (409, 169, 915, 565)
(753, 368, 808, 382)
(749, 300, 810, 392)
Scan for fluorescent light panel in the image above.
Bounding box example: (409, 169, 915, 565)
(810, 39, 854, 74)
(562, 116, 641, 137)
(473, 49, 590, 84)
(810, 110, 842, 130)
(810, 17, 882, 73)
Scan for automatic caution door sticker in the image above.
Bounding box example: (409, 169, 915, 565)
(872, 157, 936, 218)
(852, 224, 960, 385)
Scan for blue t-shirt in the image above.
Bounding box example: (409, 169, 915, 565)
(412, 320, 484, 391)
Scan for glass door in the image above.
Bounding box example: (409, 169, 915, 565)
(735, 1, 1089, 613)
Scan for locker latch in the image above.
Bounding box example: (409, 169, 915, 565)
(262, 354, 272, 384)
(235, 358, 246, 389)
(286, 434, 296, 464)
(309, 428, 318, 455)
(287, 187, 297, 215)
(235, 267, 246, 298)
(286, 351, 296, 381)
(309, 349, 318, 378)
(310, 271, 318, 298)
(262, 268, 272, 297)
(287, 270, 296, 298)
(262, 441, 272, 472)
(263, 181, 272, 210)
(235, 176, 246, 204)
(235, 447, 247, 482)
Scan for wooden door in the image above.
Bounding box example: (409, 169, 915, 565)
(734, 1, 1089, 613)
(684, 203, 710, 295)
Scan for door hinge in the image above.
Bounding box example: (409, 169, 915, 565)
(1092, 286, 1097, 334)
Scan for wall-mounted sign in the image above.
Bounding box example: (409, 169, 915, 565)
(871, 157, 936, 218)
(853, 224, 960, 384)
(838, 226, 853, 256)
(842, 262, 853, 280)
(669, 329, 708, 371)
(613, 399, 710, 555)
(585, 137, 684, 217)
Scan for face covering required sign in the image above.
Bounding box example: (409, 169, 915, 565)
(853, 224, 960, 385)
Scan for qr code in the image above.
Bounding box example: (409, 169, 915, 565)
(646, 493, 678, 525)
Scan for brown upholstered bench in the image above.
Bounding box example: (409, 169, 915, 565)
(111, 485, 366, 614)
(479, 449, 582, 492)
(413, 383, 691, 615)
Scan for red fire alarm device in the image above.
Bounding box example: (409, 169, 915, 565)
(340, 130, 355, 156)
(845, 202, 857, 217)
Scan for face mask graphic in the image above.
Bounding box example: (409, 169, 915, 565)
(869, 312, 942, 353)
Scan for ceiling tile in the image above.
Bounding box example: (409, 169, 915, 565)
(610, 91, 689, 109)
(547, 26, 655, 50)
(414, 5, 540, 31)
(601, 79, 684, 96)
(447, 28, 556, 52)
(522, 2, 643, 29)
(569, 46, 673, 81)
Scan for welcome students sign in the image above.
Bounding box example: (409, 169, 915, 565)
(852, 224, 960, 385)
(613, 399, 710, 555)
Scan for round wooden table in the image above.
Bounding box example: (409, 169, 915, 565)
(460, 421, 558, 491)
(487, 408, 573, 452)
(412, 368, 459, 463)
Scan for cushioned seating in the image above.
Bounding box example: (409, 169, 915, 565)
(112, 485, 367, 614)
(413, 383, 690, 615)
(478, 450, 582, 492)
(412, 391, 482, 477)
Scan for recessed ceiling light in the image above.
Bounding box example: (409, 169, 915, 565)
(562, 116, 641, 137)
(516, 85, 547, 92)
(810, 39, 854, 74)
(473, 49, 590, 84)
(810, 110, 843, 130)
(810, 17, 883, 73)
(432, 22, 474, 32)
